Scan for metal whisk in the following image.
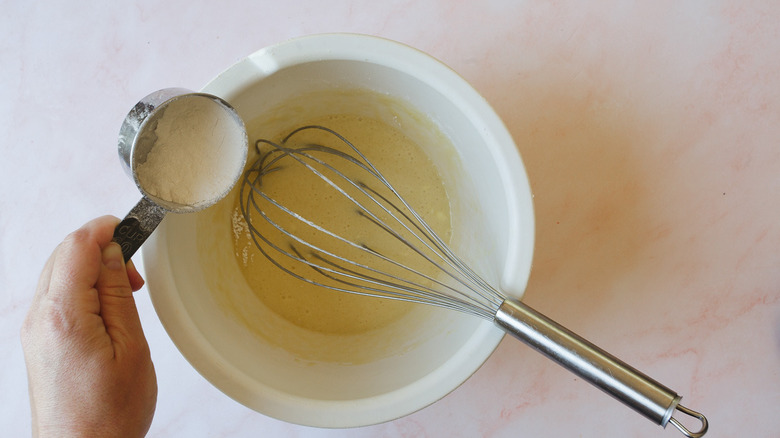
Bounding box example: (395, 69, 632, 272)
(239, 125, 708, 437)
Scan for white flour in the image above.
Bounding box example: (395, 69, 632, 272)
(136, 95, 244, 207)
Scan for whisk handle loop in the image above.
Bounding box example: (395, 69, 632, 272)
(494, 298, 707, 436)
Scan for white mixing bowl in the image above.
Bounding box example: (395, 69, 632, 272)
(143, 34, 535, 428)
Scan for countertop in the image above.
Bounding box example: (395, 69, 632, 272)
(2, 1, 779, 436)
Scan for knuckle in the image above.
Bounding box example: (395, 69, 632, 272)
(102, 284, 134, 298)
(64, 226, 92, 247)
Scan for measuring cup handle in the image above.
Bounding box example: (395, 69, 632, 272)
(112, 197, 167, 262)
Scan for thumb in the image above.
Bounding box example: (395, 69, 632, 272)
(96, 242, 146, 346)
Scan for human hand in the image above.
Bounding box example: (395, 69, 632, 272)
(21, 216, 157, 437)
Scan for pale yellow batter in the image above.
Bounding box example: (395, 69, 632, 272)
(232, 113, 452, 335)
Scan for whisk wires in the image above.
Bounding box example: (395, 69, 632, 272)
(239, 125, 504, 320)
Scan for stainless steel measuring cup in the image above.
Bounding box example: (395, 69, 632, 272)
(112, 88, 248, 261)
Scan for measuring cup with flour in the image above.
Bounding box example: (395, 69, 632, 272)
(113, 88, 248, 261)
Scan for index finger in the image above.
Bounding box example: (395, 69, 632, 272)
(44, 216, 122, 302)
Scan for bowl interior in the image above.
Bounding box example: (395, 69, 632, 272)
(143, 34, 534, 428)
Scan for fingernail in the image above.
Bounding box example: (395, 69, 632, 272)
(103, 242, 125, 271)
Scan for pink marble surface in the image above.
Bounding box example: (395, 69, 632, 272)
(2, 1, 779, 436)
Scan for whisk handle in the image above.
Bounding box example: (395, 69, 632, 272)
(494, 298, 707, 437)
(112, 197, 167, 262)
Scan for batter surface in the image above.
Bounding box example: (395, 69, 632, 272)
(232, 113, 452, 335)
